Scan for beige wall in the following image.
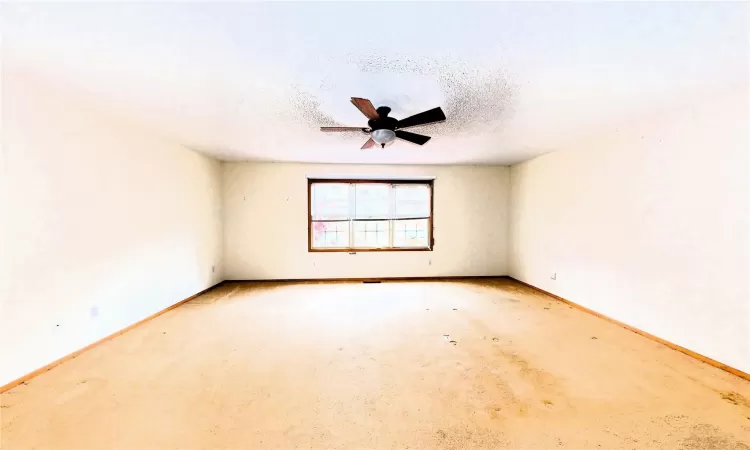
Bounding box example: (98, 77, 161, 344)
(0, 66, 223, 386)
(223, 163, 509, 280)
(508, 85, 750, 374)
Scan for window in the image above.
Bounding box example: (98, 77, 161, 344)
(308, 179, 433, 251)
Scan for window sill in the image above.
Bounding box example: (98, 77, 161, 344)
(309, 247, 433, 253)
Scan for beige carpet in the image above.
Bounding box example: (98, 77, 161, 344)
(2, 279, 749, 449)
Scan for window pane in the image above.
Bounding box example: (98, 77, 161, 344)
(309, 181, 432, 251)
(353, 220, 389, 248)
(312, 221, 350, 248)
(355, 183, 390, 219)
(394, 184, 430, 219)
(312, 183, 350, 220)
(393, 219, 429, 248)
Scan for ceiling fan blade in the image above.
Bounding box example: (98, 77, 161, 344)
(396, 107, 446, 129)
(395, 130, 431, 145)
(320, 126, 364, 132)
(350, 97, 379, 120)
(361, 137, 376, 149)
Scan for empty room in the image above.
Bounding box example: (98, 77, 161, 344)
(1, 1, 748, 449)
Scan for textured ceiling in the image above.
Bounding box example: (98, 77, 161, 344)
(2, 2, 747, 165)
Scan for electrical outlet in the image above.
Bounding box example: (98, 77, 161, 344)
(550, 272, 557, 280)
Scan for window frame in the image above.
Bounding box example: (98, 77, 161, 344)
(307, 178, 434, 252)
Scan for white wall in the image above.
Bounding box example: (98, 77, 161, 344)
(509, 84, 750, 374)
(0, 65, 223, 386)
(223, 163, 509, 280)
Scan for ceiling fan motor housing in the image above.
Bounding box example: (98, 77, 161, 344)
(368, 106, 398, 131)
(369, 106, 399, 148)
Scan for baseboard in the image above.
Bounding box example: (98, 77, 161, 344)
(510, 277, 750, 382)
(0, 281, 226, 394)
(225, 275, 507, 283)
(13, 277, 736, 392)
(0, 276, 502, 392)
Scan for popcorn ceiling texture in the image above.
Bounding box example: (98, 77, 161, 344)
(291, 53, 517, 138)
(289, 89, 338, 128)
(348, 53, 517, 135)
(2, 2, 745, 164)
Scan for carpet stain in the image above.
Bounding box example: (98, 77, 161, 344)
(721, 392, 750, 408)
(680, 424, 750, 450)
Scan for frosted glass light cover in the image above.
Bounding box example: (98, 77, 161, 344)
(371, 129, 396, 145)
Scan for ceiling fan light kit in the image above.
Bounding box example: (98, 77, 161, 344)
(320, 97, 446, 149)
(371, 129, 396, 147)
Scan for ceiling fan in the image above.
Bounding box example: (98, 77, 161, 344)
(320, 97, 446, 149)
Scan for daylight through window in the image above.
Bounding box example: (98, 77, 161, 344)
(309, 180, 433, 251)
